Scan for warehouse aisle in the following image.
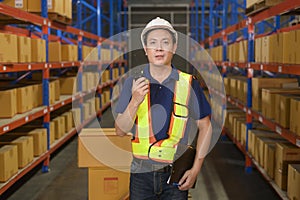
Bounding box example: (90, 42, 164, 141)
(3, 108, 280, 200)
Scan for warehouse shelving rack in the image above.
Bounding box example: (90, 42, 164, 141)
(196, 0, 300, 198)
(0, 1, 127, 196)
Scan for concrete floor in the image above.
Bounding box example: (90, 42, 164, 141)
(1, 108, 280, 200)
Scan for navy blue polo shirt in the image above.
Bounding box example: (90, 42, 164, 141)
(115, 65, 211, 142)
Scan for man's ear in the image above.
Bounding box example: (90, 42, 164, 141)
(144, 47, 147, 55)
(172, 43, 178, 54)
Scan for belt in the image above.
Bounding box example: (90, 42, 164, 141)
(133, 158, 172, 173)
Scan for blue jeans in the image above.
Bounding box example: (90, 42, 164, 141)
(129, 159, 188, 200)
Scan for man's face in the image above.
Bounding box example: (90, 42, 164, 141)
(145, 29, 177, 67)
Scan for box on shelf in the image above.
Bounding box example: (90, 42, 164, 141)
(61, 44, 78, 62)
(49, 81, 56, 105)
(64, 0, 72, 19)
(274, 94, 300, 128)
(78, 128, 132, 168)
(255, 37, 262, 62)
(10, 128, 47, 156)
(88, 167, 130, 200)
(1, 0, 27, 11)
(62, 112, 73, 133)
(95, 97, 100, 111)
(17, 35, 31, 63)
(282, 30, 298, 64)
(264, 143, 276, 179)
(261, 33, 283, 63)
(238, 40, 248, 62)
(0, 135, 34, 168)
(28, 0, 63, 15)
(0, 88, 17, 118)
(290, 97, 300, 137)
(52, 116, 65, 139)
(83, 103, 90, 121)
(261, 88, 300, 120)
(59, 77, 77, 95)
(30, 83, 42, 108)
(72, 108, 81, 128)
(287, 164, 300, 200)
(31, 38, 46, 62)
(274, 142, 300, 190)
(252, 78, 298, 111)
(0, 145, 18, 182)
(49, 42, 62, 62)
(240, 122, 270, 146)
(16, 85, 33, 114)
(0, 33, 18, 63)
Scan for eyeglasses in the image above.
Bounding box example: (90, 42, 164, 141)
(146, 39, 173, 51)
(172, 102, 189, 118)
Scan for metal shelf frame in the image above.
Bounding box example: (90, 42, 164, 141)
(0, 1, 127, 195)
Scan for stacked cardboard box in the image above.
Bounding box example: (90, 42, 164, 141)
(31, 38, 46, 62)
(78, 128, 132, 200)
(62, 45, 78, 62)
(49, 42, 62, 62)
(17, 35, 31, 63)
(59, 76, 77, 95)
(0, 88, 17, 118)
(290, 97, 300, 137)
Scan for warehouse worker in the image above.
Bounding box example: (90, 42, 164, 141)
(115, 17, 212, 199)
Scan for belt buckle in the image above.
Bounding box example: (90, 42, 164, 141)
(152, 164, 169, 172)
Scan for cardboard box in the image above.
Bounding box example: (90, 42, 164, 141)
(290, 98, 300, 136)
(262, 88, 300, 119)
(49, 42, 61, 62)
(50, 121, 55, 144)
(0, 135, 34, 168)
(255, 37, 262, 62)
(30, 83, 42, 108)
(275, 94, 300, 128)
(59, 77, 77, 95)
(0, 33, 18, 63)
(28, 0, 63, 15)
(2, 0, 27, 11)
(0, 145, 18, 182)
(240, 122, 270, 146)
(283, 31, 297, 64)
(78, 128, 132, 168)
(49, 81, 56, 105)
(252, 78, 298, 111)
(31, 38, 46, 62)
(72, 108, 81, 128)
(17, 35, 31, 63)
(16, 85, 33, 114)
(236, 78, 247, 103)
(261, 34, 283, 63)
(239, 40, 248, 62)
(62, 112, 73, 133)
(53, 116, 65, 139)
(275, 143, 300, 190)
(0, 88, 17, 118)
(62, 44, 78, 61)
(264, 143, 276, 179)
(88, 167, 130, 200)
(64, 0, 72, 19)
(248, 129, 277, 156)
(287, 164, 300, 200)
(95, 97, 100, 111)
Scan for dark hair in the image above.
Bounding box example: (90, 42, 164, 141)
(143, 28, 176, 46)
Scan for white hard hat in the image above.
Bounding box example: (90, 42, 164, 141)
(141, 17, 178, 48)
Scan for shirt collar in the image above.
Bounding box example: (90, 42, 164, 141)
(143, 64, 179, 83)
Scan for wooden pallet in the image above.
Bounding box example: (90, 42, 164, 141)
(48, 13, 72, 25)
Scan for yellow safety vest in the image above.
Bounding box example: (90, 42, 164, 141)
(132, 71, 192, 163)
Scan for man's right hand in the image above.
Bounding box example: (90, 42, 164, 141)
(131, 77, 149, 106)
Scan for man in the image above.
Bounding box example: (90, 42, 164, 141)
(115, 17, 212, 200)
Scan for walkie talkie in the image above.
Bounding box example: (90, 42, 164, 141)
(133, 70, 144, 81)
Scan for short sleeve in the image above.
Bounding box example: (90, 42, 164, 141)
(114, 77, 133, 114)
(189, 78, 211, 120)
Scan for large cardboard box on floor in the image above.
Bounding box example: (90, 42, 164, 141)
(274, 143, 300, 190)
(17, 35, 31, 63)
(88, 167, 130, 200)
(275, 94, 300, 128)
(261, 88, 300, 119)
(290, 97, 300, 137)
(0, 33, 18, 63)
(0, 88, 17, 118)
(0, 145, 18, 182)
(252, 78, 298, 111)
(31, 38, 46, 62)
(0, 135, 33, 168)
(287, 164, 300, 200)
(78, 128, 132, 168)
